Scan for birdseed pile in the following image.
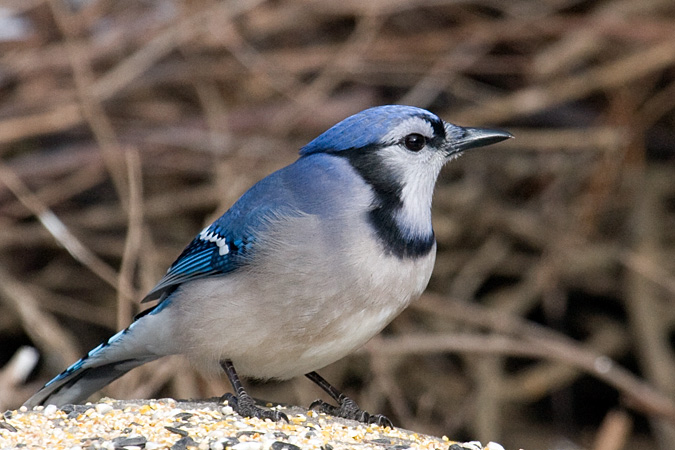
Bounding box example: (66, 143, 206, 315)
(0, 398, 506, 450)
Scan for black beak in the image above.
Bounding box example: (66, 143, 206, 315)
(453, 127, 513, 154)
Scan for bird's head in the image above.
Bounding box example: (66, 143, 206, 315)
(300, 105, 512, 257)
(301, 104, 511, 156)
(300, 106, 511, 190)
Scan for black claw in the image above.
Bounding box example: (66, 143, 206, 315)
(271, 410, 289, 422)
(309, 399, 337, 416)
(221, 392, 238, 407)
(309, 396, 392, 427)
(221, 393, 288, 422)
(370, 414, 393, 428)
(219, 360, 288, 423)
(305, 371, 393, 427)
(309, 399, 328, 410)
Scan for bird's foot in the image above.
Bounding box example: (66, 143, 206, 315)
(221, 393, 288, 422)
(309, 396, 393, 427)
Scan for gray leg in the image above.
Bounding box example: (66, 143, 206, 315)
(305, 371, 393, 427)
(220, 360, 288, 422)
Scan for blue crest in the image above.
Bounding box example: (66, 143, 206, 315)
(300, 105, 440, 155)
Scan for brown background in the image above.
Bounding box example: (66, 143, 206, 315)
(0, 1, 674, 449)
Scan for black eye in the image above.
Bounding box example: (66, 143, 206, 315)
(403, 133, 426, 151)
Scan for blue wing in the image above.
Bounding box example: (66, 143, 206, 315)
(141, 166, 295, 303)
(141, 151, 361, 305)
(141, 223, 254, 302)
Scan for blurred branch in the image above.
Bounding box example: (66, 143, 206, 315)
(592, 410, 633, 450)
(455, 38, 675, 124)
(366, 294, 675, 424)
(625, 168, 675, 446)
(0, 265, 80, 370)
(0, 162, 124, 293)
(116, 148, 145, 328)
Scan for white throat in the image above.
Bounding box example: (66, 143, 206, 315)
(378, 145, 447, 238)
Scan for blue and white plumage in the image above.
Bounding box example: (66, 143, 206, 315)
(24, 105, 511, 424)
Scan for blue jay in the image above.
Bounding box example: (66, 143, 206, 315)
(24, 105, 511, 425)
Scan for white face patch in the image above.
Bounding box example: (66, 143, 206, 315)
(379, 146, 446, 237)
(380, 116, 436, 146)
(375, 116, 449, 238)
(199, 227, 230, 256)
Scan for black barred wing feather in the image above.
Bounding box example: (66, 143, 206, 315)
(142, 225, 253, 302)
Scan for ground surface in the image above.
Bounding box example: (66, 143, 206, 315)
(1, 398, 505, 450)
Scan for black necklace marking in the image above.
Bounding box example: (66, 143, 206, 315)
(329, 144, 435, 259)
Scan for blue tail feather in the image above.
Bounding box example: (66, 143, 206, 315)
(24, 323, 160, 408)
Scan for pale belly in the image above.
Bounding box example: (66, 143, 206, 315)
(164, 228, 437, 380)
